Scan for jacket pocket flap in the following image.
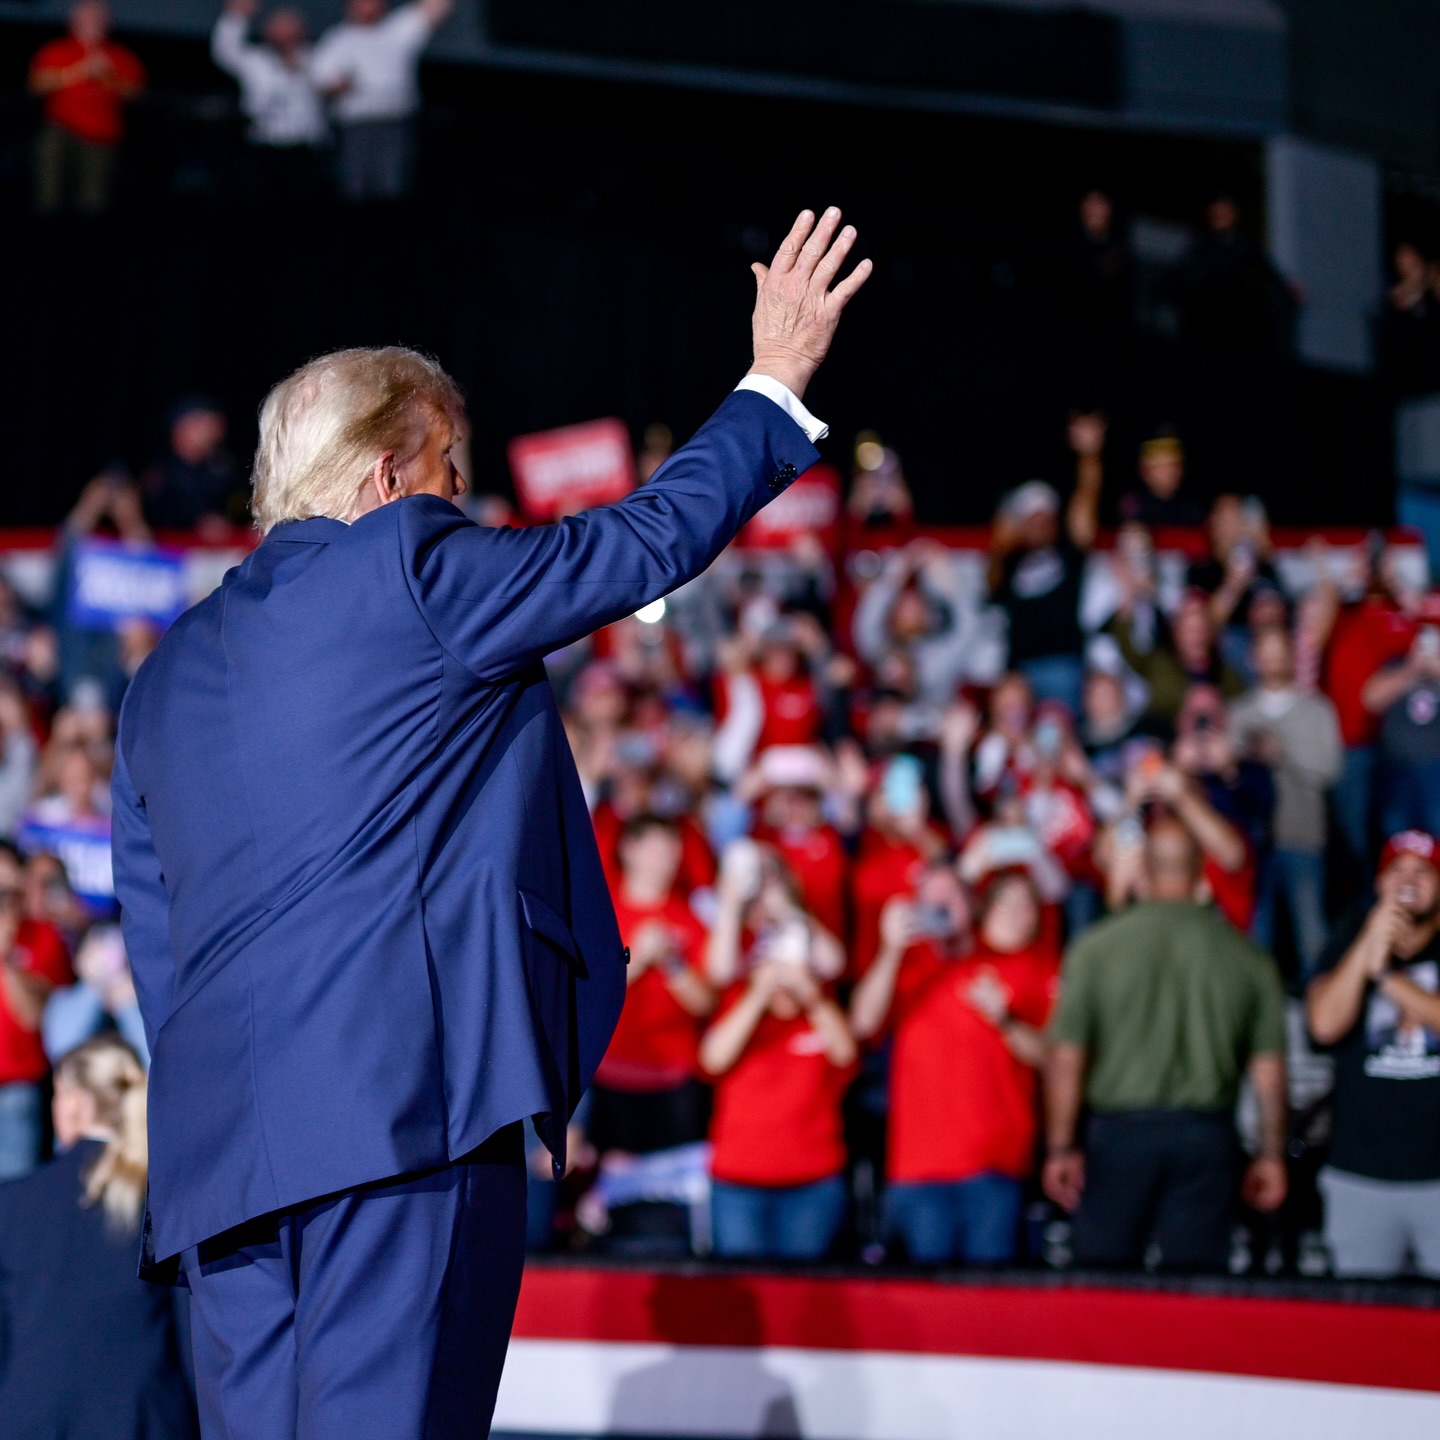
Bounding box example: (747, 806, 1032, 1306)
(519, 888, 587, 975)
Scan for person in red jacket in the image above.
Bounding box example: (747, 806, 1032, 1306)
(851, 865, 1057, 1264)
(28, 2, 145, 214)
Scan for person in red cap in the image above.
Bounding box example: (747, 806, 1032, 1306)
(1308, 830, 1440, 1277)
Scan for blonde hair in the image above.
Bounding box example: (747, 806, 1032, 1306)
(55, 1035, 149, 1235)
(250, 347, 463, 534)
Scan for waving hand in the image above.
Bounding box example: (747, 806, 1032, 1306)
(748, 207, 872, 399)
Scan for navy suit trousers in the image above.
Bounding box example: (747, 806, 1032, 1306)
(181, 1124, 526, 1440)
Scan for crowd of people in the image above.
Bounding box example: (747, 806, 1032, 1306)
(0, 374, 1438, 1288)
(2, 371, 1440, 1284)
(26, 0, 454, 212)
(511, 408, 1439, 1276)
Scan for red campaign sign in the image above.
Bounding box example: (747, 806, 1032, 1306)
(508, 418, 636, 520)
(738, 462, 843, 549)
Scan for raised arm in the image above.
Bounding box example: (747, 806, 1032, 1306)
(699, 970, 773, 1077)
(1065, 411, 1106, 552)
(849, 898, 916, 1041)
(1307, 897, 1398, 1045)
(404, 209, 870, 683)
(110, 736, 176, 1053)
(212, 2, 259, 77)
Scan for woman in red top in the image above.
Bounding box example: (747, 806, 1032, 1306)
(701, 844, 855, 1259)
(742, 745, 850, 942)
(851, 753, 948, 976)
(852, 866, 1056, 1264)
(592, 815, 716, 1155)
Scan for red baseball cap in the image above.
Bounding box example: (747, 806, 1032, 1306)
(1379, 830, 1440, 874)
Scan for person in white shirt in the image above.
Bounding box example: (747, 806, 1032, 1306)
(310, 0, 452, 202)
(212, 0, 326, 199)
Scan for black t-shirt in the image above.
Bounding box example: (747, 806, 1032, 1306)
(1185, 556, 1283, 631)
(1313, 902, 1440, 1181)
(1378, 668, 1440, 766)
(1116, 486, 1207, 528)
(995, 534, 1085, 665)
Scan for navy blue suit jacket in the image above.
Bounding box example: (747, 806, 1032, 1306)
(113, 390, 818, 1265)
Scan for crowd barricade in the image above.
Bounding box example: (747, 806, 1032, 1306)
(494, 1261, 1440, 1440)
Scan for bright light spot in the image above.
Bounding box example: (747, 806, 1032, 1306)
(856, 440, 886, 471)
(635, 598, 666, 624)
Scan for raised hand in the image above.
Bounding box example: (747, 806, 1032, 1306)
(749, 207, 872, 400)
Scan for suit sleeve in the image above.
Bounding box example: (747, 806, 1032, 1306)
(110, 733, 175, 1054)
(400, 389, 819, 683)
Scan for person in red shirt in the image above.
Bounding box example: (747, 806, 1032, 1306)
(591, 815, 716, 1152)
(712, 615, 826, 783)
(28, 2, 145, 214)
(743, 745, 850, 941)
(851, 753, 948, 975)
(1322, 579, 1420, 866)
(700, 837, 854, 1258)
(0, 842, 73, 1179)
(700, 958, 857, 1260)
(851, 865, 1056, 1263)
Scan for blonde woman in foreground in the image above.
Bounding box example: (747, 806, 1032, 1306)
(0, 1035, 195, 1439)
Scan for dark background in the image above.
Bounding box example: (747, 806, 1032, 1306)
(0, 19, 1405, 528)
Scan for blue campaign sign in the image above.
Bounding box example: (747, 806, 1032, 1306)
(68, 539, 188, 632)
(17, 816, 116, 918)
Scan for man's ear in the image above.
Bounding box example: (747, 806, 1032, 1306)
(368, 452, 399, 508)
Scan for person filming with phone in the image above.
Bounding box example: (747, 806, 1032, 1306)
(700, 839, 854, 1260)
(852, 864, 1057, 1264)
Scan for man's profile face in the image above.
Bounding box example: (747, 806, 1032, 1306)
(399, 408, 468, 505)
(1380, 854, 1440, 922)
(348, 0, 387, 23)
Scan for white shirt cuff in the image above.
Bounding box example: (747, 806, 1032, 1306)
(733, 374, 829, 444)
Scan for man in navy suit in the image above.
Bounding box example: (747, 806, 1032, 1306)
(112, 208, 869, 1440)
